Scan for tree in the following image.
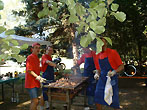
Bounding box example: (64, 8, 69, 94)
(103, 0, 147, 62)
(13, 0, 126, 65)
(0, 0, 28, 62)
(13, 0, 74, 57)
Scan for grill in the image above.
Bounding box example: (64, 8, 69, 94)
(44, 75, 89, 110)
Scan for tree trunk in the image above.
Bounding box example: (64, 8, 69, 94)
(70, 25, 81, 75)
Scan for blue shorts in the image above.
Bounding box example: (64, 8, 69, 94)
(26, 87, 39, 99)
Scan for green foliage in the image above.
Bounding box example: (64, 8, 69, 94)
(0, 0, 4, 10)
(80, 36, 89, 47)
(0, 26, 6, 33)
(0, 35, 28, 62)
(97, 17, 106, 26)
(111, 3, 119, 11)
(37, 8, 47, 18)
(13, 0, 126, 55)
(20, 44, 29, 50)
(15, 55, 26, 62)
(62, 0, 126, 53)
(5, 29, 15, 35)
(107, 0, 114, 5)
(89, 0, 98, 8)
(0, 0, 38, 63)
(96, 37, 104, 54)
(143, 25, 147, 36)
(112, 11, 126, 22)
(7, 0, 146, 62)
(103, 37, 112, 46)
(11, 40, 19, 46)
(0, 0, 28, 62)
(11, 47, 20, 54)
(69, 15, 79, 23)
(76, 3, 86, 16)
(80, 31, 96, 48)
(104, 0, 147, 61)
(88, 31, 96, 40)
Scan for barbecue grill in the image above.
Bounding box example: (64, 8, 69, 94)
(43, 75, 89, 110)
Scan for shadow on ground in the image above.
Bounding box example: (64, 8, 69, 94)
(0, 78, 146, 110)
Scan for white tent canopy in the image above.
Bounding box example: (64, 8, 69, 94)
(0, 32, 51, 45)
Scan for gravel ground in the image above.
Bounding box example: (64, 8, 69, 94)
(0, 78, 146, 110)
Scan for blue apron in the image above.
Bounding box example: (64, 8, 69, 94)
(83, 57, 96, 96)
(42, 65, 54, 80)
(42, 65, 54, 101)
(94, 57, 120, 109)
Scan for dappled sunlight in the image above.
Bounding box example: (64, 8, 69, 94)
(0, 98, 31, 109)
(132, 90, 141, 94)
(16, 100, 31, 108)
(0, 101, 4, 104)
(135, 96, 141, 100)
(119, 91, 129, 95)
(16, 95, 41, 108)
(136, 82, 146, 87)
(119, 86, 146, 110)
(121, 101, 132, 106)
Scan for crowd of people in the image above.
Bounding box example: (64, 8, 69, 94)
(25, 37, 124, 110)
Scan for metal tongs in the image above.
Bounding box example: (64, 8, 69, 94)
(41, 80, 54, 88)
(44, 80, 54, 83)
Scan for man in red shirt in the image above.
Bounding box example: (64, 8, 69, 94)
(40, 46, 57, 110)
(71, 47, 96, 108)
(94, 38, 124, 110)
(25, 43, 46, 110)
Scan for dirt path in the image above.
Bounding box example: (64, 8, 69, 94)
(0, 78, 146, 110)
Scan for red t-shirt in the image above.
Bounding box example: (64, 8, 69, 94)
(41, 54, 52, 72)
(94, 48, 123, 70)
(77, 51, 96, 65)
(25, 54, 40, 88)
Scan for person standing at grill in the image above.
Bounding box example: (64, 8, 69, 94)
(71, 47, 96, 108)
(40, 46, 57, 110)
(25, 43, 46, 110)
(94, 38, 124, 110)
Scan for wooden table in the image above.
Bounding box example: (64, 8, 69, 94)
(44, 76, 89, 110)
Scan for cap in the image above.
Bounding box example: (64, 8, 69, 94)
(32, 42, 40, 47)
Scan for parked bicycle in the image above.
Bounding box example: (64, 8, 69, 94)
(120, 61, 147, 77)
(53, 57, 66, 71)
(123, 64, 136, 77)
(53, 57, 66, 80)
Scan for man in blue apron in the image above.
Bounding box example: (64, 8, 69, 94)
(40, 46, 57, 110)
(94, 38, 124, 110)
(71, 47, 96, 108)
